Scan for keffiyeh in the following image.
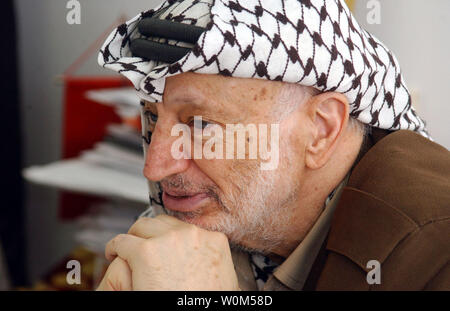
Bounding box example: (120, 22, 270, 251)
(99, 0, 428, 137)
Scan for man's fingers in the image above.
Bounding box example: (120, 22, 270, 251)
(154, 214, 189, 227)
(105, 234, 145, 263)
(96, 257, 132, 291)
(127, 214, 187, 238)
(127, 216, 171, 238)
(109, 215, 188, 266)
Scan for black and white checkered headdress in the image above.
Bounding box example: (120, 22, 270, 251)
(99, 0, 429, 137)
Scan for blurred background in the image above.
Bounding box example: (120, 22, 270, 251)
(0, 0, 449, 290)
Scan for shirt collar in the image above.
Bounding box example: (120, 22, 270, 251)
(270, 174, 350, 290)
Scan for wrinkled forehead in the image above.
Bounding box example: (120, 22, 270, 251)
(144, 72, 289, 116)
(141, 73, 300, 123)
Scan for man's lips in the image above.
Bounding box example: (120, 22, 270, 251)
(162, 191, 209, 213)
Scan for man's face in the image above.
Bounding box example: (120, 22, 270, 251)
(143, 72, 314, 254)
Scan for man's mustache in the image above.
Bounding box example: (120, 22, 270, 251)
(160, 175, 228, 212)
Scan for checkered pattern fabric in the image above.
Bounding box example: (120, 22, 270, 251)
(99, 0, 428, 137)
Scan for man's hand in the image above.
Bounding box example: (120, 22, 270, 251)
(97, 215, 240, 291)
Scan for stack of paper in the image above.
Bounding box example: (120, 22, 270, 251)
(23, 110, 148, 204)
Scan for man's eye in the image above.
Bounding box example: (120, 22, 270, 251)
(144, 110, 158, 123)
(190, 118, 212, 130)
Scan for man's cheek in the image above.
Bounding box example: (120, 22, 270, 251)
(194, 158, 231, 191)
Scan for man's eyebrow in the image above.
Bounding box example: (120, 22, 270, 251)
(170, 94, 205, 106)
(142, 100, 156, 110)
(144, 97, 244, 123)
(176, 97, 245, 122)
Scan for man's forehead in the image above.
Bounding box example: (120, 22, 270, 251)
(141, 74, 292, 124)
(163, 73, 282, 105)
(163, 76, 209, 103)
(143, 77, 230, 114)
(163, 72, 231, 100)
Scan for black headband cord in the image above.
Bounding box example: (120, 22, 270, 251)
(130, 18, 206, 63)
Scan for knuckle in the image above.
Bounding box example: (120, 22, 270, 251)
(129, 217, 149, 233)
(213, 231, 228, 244)
(111, 233, 126, 245)
(155, 214, 172, 224)
(111, 256, 127, 268)
(155, 214, 169, 220)
(135, 217, 148, 227)
(179, 222, 195, 233)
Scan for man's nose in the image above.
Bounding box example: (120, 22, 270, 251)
(143, 124, 190, 182)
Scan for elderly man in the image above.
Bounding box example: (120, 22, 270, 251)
(96, 0, 449, 290)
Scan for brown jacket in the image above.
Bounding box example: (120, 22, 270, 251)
(232, 130, 450, 290)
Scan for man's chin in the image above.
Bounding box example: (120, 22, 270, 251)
(167, 210, 266, 254)
(167, 209, 217, 228)
(171, 211, 202, 225)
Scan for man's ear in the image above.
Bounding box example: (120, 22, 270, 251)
(304, 92, 349, 169)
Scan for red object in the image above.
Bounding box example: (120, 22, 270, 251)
(62, 76, 124, 158)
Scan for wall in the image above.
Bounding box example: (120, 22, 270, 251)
(353, 0, 450, 149)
